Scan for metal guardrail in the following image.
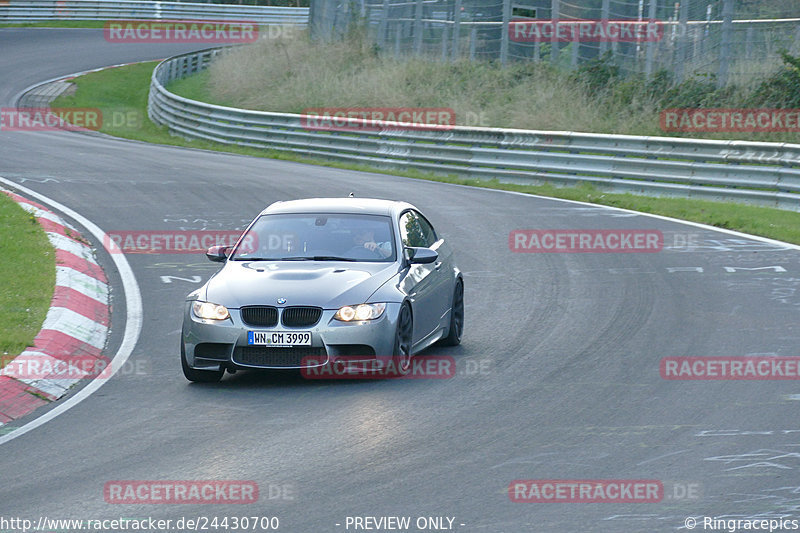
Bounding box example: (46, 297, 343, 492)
(0, 1, 308, 24)
(148, 48, 800, 211)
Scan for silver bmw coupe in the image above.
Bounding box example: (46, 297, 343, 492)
(181, 197, 464, 382)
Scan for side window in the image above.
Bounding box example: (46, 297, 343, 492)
(400, 212, 424, 247)
(399, 211, 436, 248)
(415, 212, 437, 247)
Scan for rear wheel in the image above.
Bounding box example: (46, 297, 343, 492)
(391, 304, 413, 375)
(181, 340, 224, 383)
(440, 279, 464, 346)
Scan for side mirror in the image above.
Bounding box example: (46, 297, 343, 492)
(206, 245, 230, 263)
(405, 247, 438, 265)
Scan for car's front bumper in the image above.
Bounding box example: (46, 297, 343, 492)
(182, 302, 400, 371)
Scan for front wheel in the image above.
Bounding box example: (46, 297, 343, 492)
(181, 340, 224, 383)
(391, 303, 413, 375)
(440, 279, 464, 346)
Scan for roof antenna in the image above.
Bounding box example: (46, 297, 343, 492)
(349, 192, 355, 197)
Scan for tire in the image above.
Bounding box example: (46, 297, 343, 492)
(181, 340, 224, 383)
(440, 279, 464, 346)
(391, 303, 413, 375)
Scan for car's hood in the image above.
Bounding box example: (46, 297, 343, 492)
(204, 260, 399, 309)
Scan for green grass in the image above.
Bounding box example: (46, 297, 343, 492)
(0, 193, 56, 360)
(51, 61, 800, 246)
(169, 70, 223, 105)
(0, 21, 108, 29)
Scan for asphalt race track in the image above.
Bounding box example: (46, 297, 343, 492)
(2, 28, 800, 533)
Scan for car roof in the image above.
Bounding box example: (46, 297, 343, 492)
(260, 197, 416, 217)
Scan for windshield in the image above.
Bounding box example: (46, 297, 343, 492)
(230, 213, 396, 262)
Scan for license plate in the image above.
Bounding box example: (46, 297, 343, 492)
(248, 331, 311, 346)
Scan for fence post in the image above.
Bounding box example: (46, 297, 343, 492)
(333, 0, 349, 39)
(378, 0, 389, 48)
(414, 0, 423, 55)
(309, 0, 320, 40)
(599, 0, 609, 55)
(452, 0, 462, 61)
(675, 0, 689, 82)
(701, 3, 711, 55)
(717, 0, 733, 87)
(500, 0, 510, 66)
(636, 0, 643, 60)
(692, 25, 701, 62)
(395, 21, 402, 57)
(645, 0, 657, 78)
(794, 26, 800, 54)
(469, 25, 477, 60)
(550, 0, 559, 64)
(571, 32, 578, 68)
(324, 0, 338, 41)
(744, 26, 753, 59)
(441, 23, 449, 61)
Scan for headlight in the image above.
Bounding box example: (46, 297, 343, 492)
(334, 303, 386, 322)
(192, 301, 230, 321)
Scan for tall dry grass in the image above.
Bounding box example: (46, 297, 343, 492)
(200, 29, 791, 140)
(204, 29, 666, 135)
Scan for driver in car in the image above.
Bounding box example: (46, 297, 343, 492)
(353, 229, 392, 258)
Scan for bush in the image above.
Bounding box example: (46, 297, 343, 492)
(746, 51, 800, 107)
(568, 52, 620, 94)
